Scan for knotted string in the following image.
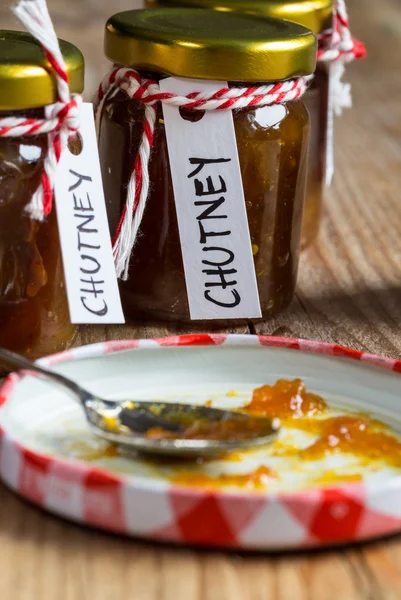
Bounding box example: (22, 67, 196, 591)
(0, 0, 82, 220)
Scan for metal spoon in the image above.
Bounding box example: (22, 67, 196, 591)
(0, 347, 279, 457)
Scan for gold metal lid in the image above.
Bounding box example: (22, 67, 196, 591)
(157, 0, 332, 34)
(105, 8, 316, 82)
(0, 30, 84, 111)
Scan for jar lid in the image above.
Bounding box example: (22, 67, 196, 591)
(155, 0, 332, 34)
(0, 30, 84, 111)
(105, 8, 317, 81)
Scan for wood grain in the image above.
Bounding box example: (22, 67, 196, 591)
(1, 0, 401, 598)
(255, 0, 401, 357)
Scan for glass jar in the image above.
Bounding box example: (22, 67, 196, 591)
(0, 31, 84, 358)
(99, 8, 316, 324)
(146, 0, 333, 249)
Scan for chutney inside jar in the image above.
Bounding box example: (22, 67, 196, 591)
(99, 8, 316, 325)
(0, 31, 84, 358)
(147, 0, 333, 249)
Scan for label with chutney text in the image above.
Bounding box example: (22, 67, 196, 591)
(55, 103, 124, 324)
(160, 77, 262, 321)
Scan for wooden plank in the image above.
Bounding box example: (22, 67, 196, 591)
(255, 0, 401, 357)
(0, 486, 383, 600)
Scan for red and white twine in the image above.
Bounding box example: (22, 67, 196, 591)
(317, 0, 366, 115)
(316, 0, 366, 184)
(95, 71, 307, 279)
(318, 0, 366, 65)
(0, 0, 81, 220)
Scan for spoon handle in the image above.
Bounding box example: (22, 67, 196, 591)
(0, 347, 95, 407)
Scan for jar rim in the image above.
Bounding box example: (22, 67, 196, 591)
(0, 30, 84, 111)
(105, 8, 317, 82)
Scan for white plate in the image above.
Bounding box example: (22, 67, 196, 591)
(1, 333, 401, 550)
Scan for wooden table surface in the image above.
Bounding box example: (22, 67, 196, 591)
(1, 0, 401, 598)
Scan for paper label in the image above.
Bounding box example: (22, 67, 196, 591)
(55, 102, 124, 324)
(160, 77, 261, 321)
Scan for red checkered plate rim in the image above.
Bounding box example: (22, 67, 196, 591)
(1, 333, 401, 550)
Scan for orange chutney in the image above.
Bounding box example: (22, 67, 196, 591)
(65, 378, 401, 491)
(245, 378, 328, 418)
(244, 380, 401, 469)
(171, 381, 401, 489)
(171, 465, 276, 489)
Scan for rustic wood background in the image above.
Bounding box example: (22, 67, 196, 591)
(1, 0, 401, 598)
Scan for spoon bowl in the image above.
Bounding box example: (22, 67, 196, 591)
(0, 347, 279, 457)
